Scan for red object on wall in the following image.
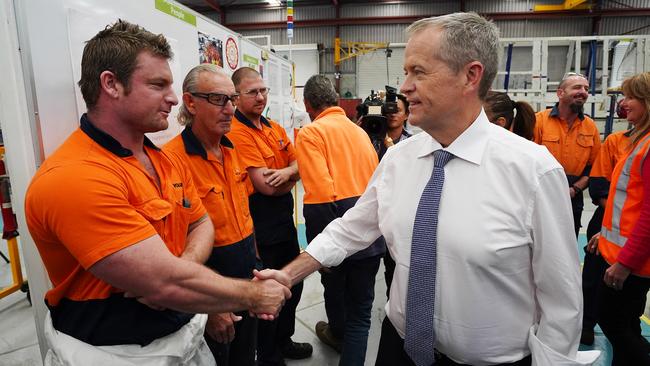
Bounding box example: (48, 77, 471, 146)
(338, 98, 362, 122)
(0, 159, 18, 239)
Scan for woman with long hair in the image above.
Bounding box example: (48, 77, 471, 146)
(483, 90, 535, 140)
(587, 72, 650, 365)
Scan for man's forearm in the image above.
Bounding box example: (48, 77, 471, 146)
(573, 176, 589, 191)
(283, 252, 322, 287)
(288, 161, 300, 181)
(181, 214, 214, 264)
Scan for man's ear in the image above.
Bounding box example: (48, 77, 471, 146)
(182, 93, 196, 114)
(99, 70, 121, 99)
(464, 61, 484, 96)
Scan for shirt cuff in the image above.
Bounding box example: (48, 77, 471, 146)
(305, 234, 348, 268)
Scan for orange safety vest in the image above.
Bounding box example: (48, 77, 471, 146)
(599, 133, 650, 276)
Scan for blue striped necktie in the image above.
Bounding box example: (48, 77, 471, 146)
(404, 149, 454, 366)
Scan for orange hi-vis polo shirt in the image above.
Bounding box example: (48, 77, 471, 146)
(589, 130, 632, 202)
(296, 106, 378, 204)
(227, 110, 297, 245)
(534, 104, 601, 183)
(164, 126, 254, 247)
(25, 115, 205, 346)
(228, 110, 296, 171)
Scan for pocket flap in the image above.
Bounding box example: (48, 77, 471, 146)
(134, 199, 173, 221)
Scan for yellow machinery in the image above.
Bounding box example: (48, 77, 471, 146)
(0, 145, 29, 303)
(334, 37, 388, 65)
(534, 0, 590, 11)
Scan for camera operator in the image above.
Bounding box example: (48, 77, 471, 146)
(357, 88, 411, 160)
(381, 94, 412, 160)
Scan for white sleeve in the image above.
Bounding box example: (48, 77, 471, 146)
(529, 167, 582, 360)
(305, 162, 384, 267)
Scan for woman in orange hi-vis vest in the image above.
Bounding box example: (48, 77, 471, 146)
(587, 72, 650, 365)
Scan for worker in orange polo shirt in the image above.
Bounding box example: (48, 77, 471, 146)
(534, 73, 601, 238)
(227, 67, 312, 366)
(164, 64, 257, 366)
(24, 21, 290, 365)
(296, 75, 385, 366)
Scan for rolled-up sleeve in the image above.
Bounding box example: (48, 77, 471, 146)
(305, 162, 384, 267)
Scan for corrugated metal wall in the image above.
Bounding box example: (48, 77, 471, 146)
(223, 0, 650, 93)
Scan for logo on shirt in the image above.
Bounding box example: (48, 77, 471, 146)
(173, 182, 183, 188)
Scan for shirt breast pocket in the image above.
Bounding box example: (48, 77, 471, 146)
(134, 198, 173, 222)
(577, 133, 595, 166)
(198, 184, 227, 231)
(541, 135, 560, 157)
(259, 144, 276, 167)
(233, 170, 251, 217)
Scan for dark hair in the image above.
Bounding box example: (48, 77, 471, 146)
(484, 91, 535, 140)
(304, 75, 337, 110)
(78, 20, 172, 110)
(396, 94, 409, 113)
(231, 67, 261, 90)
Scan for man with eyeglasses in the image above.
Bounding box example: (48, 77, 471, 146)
(163, 64, 258, 366)
(227, 67, 312, 365)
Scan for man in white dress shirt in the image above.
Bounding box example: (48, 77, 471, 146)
(255, 12, 584, 366)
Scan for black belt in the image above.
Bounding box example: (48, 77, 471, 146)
(434, 351, 532, 366)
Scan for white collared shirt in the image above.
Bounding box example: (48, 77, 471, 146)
(306, 110, 582, 365)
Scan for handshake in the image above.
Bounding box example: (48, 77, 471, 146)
(248, 268, 294, 320)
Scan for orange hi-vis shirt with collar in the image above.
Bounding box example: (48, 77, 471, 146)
(24, 115, 205, 345)
(599, 133, 650, 276)
(589, 130, 632, 202)
(296, 106, 378, 204)
(228, 109, 296, 173)
(534, 105, 601, 180)
(164, 126, 254, 247)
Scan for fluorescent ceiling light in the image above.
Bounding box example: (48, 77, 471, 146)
(267, 0, 282, 5)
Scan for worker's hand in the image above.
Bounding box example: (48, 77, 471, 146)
(206, 312, 242, 344)
(603, 262, 632, 291)
(586, 233, 600, 255)
(569, 186, 577, 199)
(253, 268, 292, 288)
(123, 292, 166, 311)
(263, 168, 292, 187)
(248, 276, 291, 320)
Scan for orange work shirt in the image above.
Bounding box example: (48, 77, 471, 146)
(164, 127, 254, 247)
(25, 116, 205, 307)
(589, 130, 632, 202)
(228, 110, 296, 172)
(296, 106, 378, 204)
(534, 105, 601, 179)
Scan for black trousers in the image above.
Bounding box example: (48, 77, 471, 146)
(596, 255, 650, 366)
(203, 236, 258, 366)
(383, 252, 396, 299)
(257, 236, 303, 366)
(206, 312, 257, 366)
(375, 317, 531, 366)
(582, 206, 608, 331)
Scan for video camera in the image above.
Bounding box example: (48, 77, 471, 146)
(356, 86, 399, 153)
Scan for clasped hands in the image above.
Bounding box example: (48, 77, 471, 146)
(248, 268, 293, 320)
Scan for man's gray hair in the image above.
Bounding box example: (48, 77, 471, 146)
(406, 12, 499, 100)
(303, 75, 338, 111)
(177, 63, 226, 126)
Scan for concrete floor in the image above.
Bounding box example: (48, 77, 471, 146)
(0, 191, 648, 366)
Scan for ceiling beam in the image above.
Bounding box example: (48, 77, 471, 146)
(225, 8, 650, 30)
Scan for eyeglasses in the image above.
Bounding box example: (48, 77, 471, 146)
(191, 92, 239, 106)
(239, 87, 270, 97)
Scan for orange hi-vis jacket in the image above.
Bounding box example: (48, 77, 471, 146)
(599, 133, 650, 276)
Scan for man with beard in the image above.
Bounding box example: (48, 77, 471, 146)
(534, 73, 601, 238)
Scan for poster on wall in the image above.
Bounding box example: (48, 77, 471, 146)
(198, 31, 223, 67)
(225, 36, 239, 71)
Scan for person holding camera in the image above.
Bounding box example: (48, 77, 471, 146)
(296, 75, 386, 365)
(380, 93, 413, 160)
